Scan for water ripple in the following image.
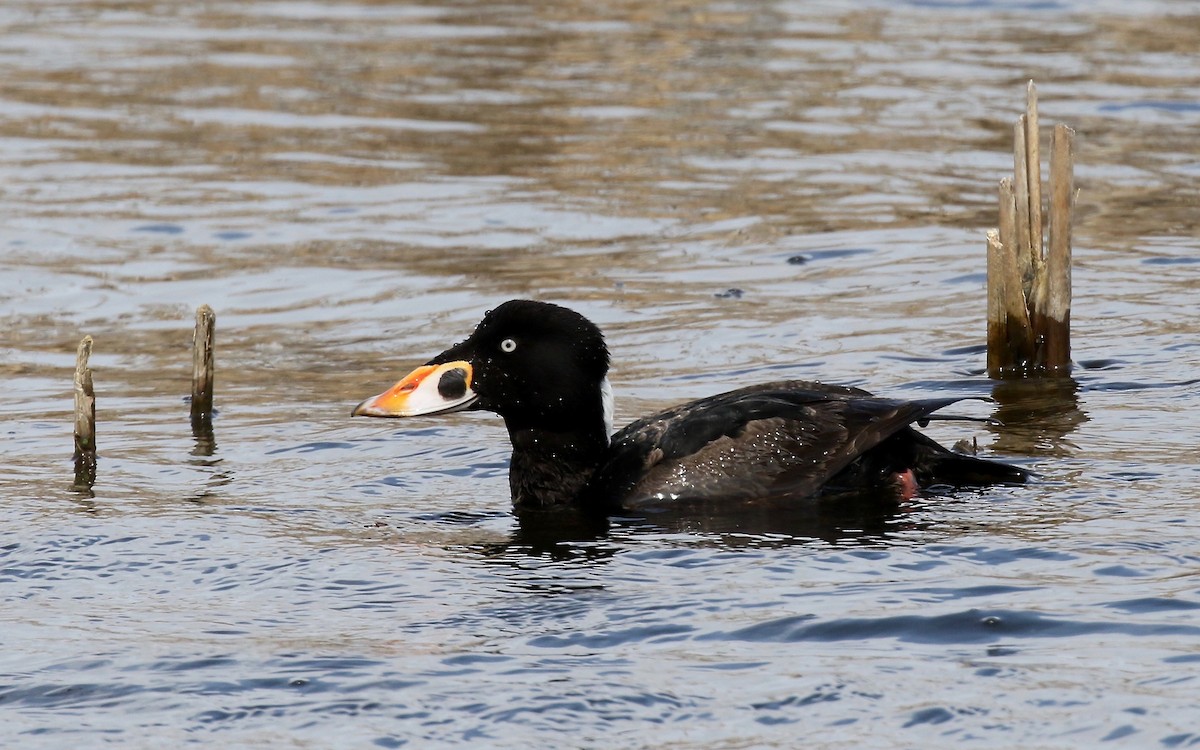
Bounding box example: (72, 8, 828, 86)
(705, 608, 1200, 645)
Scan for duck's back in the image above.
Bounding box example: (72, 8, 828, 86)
(583, 380, 1025, 510)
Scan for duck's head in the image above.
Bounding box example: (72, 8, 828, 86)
(353, 300, 613, 438)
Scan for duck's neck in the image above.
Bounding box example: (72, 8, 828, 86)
(504, 377, 614, 510)
(507, 427, 609, 509)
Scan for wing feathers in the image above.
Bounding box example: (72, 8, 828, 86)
(585, 381, 990, 508)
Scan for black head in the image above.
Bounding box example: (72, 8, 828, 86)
(354, 300, 612, 441)
(432, 300, 610, 433)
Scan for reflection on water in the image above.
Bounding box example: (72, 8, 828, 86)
(2, 0, 1200, 747)
(989, 376, 1087, 457)
(188, 419, 234, 504)
(503, 508, 614, 560)
(505, 492, 921, 553)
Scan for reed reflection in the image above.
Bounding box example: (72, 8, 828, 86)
(988, 376, 1087, 457)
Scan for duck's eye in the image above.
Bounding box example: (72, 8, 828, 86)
(500, 338, 517, 353)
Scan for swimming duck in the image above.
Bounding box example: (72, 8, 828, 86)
(353, 300, 1028, 512)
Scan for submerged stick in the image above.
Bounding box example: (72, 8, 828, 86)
(72, 335, 96, 491)
(191, 305, 216, 427)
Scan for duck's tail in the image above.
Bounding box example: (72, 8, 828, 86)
(825, 426, 1031, 499)
(903, 428, 1032, 486)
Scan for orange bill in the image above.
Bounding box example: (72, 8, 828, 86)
(352, 360, 476, 418)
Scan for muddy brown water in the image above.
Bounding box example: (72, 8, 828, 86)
(2, 1, 1199, 747)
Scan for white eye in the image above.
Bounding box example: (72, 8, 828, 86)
(500, 338, 517, 353)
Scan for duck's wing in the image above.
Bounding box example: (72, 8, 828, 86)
(583, 380, 969, 509)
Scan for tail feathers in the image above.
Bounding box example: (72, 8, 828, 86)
(905, 428, 1030, 486)
(920, 449, 1031, 486)
(833, 426, 1030, 495)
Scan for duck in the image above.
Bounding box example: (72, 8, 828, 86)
(352, 299, 1028, 512)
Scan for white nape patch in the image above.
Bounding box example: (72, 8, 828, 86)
(600, 376, 614, 443)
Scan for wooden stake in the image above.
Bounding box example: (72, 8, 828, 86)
(191, 305, 216, 426)
(72, 335, 96, 491)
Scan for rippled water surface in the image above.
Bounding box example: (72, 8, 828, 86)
(3, 0, 1200, 747)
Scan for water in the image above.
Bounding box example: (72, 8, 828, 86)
(2, 0, 1199, 746)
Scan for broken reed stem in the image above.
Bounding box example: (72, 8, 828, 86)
(73, 336, 95, 452)
(996, 178, 1033, 364)
(72, 335, 97, 490)
(1041, 123, 1075, 371)
(986, 80, 1074, 378)
(191, 305, 216, 427)
(1012, 117, 1033, 286)
(1025, 81, 1044, 263)
(985, 230, 1005, 377)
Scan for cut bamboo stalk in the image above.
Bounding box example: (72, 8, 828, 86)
(191, 305, 216, 427)
(72, 335, 96, 491)
(986, 80, 1074, 378)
